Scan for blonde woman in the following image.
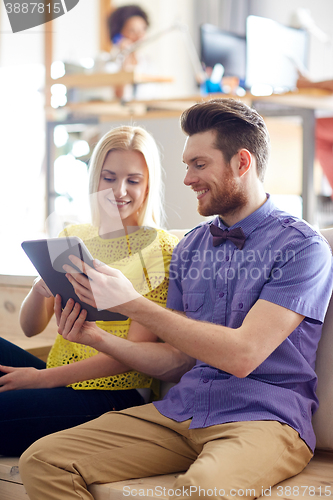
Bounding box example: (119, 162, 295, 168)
(0, 125, 178, 456)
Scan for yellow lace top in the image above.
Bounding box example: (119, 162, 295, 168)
(46, 224, 179, 393)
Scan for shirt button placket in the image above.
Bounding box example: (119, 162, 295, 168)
(213, 246, 233, 324)
(193, 370, 212, 427)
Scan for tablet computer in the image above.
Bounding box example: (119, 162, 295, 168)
(21, 236, 128, 322)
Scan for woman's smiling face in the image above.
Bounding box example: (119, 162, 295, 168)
(97, 149, 149, 229)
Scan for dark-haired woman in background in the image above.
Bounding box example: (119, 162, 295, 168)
(107, 4, 150, 99)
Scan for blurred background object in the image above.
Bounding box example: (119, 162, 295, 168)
(3, 0, 333, 274)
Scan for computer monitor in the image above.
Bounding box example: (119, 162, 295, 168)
(246, 15, 309, 93)
(200, 23, 246, 83)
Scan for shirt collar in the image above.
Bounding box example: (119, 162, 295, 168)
(212, 194, 275, 240)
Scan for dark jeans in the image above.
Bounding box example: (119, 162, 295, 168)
(0, 337, 144, 456)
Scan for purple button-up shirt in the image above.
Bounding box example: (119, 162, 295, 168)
(154, 196, 333, 451)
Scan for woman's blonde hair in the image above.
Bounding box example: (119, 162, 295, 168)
(89, 125, 164, 228)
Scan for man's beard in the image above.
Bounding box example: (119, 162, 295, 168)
(198, 175, 248, 219)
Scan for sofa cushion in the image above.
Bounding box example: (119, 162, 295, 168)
(313, 292, 333, 450)
(311, 227, 333, 449)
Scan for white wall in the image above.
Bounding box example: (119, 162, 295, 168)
(249, 0, 333, 81)
(0, 2, 43, 66)
(53, 0, 99, 63)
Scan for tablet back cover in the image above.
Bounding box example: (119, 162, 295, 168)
(21, 238, 127, 322)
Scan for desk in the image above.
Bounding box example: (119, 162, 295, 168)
(252, 90, 333, 225)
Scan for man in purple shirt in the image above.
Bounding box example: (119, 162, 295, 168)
(20, 99, 333, 500)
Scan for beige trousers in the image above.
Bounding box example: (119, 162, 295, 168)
(20, 403, 312, 500)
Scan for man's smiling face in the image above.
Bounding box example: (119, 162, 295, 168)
(182, 130, 248, 220)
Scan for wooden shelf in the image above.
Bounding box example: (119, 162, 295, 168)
(52, 71, 173, 89)
(46, 93, 252, 121)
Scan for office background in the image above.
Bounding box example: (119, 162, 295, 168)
(1, 0, 333, 274)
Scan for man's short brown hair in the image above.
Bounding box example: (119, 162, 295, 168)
(180, 99, 270, 182)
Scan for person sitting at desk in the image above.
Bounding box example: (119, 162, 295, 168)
(107, 4, 150, 99)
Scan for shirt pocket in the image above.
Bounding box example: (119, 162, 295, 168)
(182, 292, 205, 320)
(230, 291, 260, 327)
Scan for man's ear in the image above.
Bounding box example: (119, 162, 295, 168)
(237, 149, 252, 177)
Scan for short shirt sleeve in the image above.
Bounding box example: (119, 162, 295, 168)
(259, 237, 333, 322)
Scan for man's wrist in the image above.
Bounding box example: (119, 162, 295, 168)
(84, 324, 110, 352)
(111, 295, 147, 320)
(112, 295, 167, 340)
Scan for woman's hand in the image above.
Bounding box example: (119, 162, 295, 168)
(54, 295, 105, 349)
(32, 276, 53, 298)
(19, 278, 55, 337)
(0, 365, 43, 392)
(63, 256, 140, 314)
(117, 37, 138, 68)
